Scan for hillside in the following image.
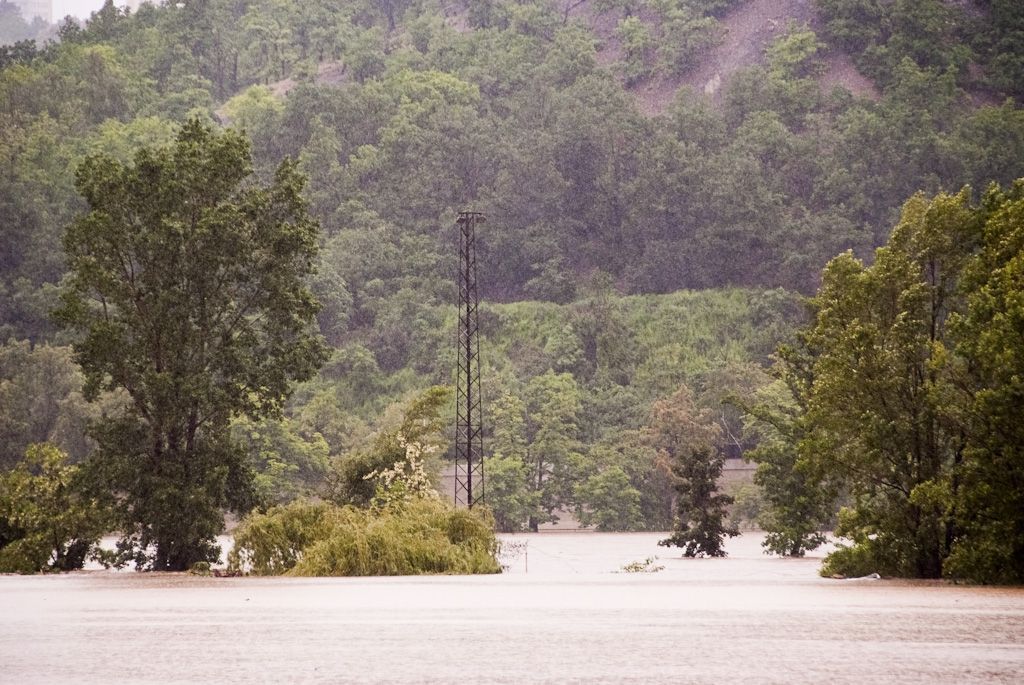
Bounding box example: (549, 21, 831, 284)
(561, 0, 1008, 112)
(1, 0, 1023, 538)
(256, 0, 881, 116)
(4, 2, 1023, 323)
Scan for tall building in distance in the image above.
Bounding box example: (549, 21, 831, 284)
(11, 0, 52, 24)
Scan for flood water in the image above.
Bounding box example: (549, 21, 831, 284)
(2, 532, 1023, 684)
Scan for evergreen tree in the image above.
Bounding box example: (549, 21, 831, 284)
(648, 386, 738, 557)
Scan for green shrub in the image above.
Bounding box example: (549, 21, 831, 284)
(229, 498, 501, 576)
(944, 530, 1024, 586)
(619, 556, 664, 573)
(0, 444, 109, 574)
(228, 500, 335, 575)
(820, 542, 884, 579)
(819, 508, 912, 578)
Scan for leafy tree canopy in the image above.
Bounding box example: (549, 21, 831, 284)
(56, 119, 326, 570)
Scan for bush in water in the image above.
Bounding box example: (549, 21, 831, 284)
(229, 498, 501, 576)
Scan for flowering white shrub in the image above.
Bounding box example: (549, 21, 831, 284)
(364, 436, 440, 509)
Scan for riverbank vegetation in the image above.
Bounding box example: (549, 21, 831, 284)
(0, 0, 1022, 582)
(752, 183, 1024, 584)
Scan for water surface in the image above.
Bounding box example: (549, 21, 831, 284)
(2, 533, 1022, 684)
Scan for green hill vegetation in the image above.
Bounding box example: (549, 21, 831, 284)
(0, 0, 1022, 580)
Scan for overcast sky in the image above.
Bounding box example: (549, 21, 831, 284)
(53, 0, 122, 21)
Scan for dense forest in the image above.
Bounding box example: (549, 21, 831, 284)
(1, 0, 1023, 580)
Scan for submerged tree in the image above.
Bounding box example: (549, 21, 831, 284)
(0, 443, 109, 574)
(944, 181, 1024, 584)
(648, 386, 738, 557)
(742, 340, 834, 558)
(742, 180, 1024, 583)
(486, 391, 541, 532)
(524, 371, 585, 531)
(56, 119, 327, 571)
(809, 189, 974, 579)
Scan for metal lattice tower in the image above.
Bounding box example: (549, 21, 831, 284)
(454, 211, 485, 508)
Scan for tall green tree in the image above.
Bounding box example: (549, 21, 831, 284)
(486, 390, 541, 532)
(574, 464, 643, 531)
(944, 181, 1024, 583)
(56, 119, 327, 571)
(808, 189, 974, 578)
(743, 359, 833, 557)
(524, 370, 584, 530)
(762, 180, 1024, 583)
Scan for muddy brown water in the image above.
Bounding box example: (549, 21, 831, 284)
(2, 533, 1023, 684)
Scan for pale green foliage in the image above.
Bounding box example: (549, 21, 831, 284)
(491, 391, 528, 462)
(240, 0, 299, 84)
(766, 23, 825, 81)
(229, 498, 501, 576)
(79, 117, 177, 164)
(227, 500, 331, 575)
(484, 453, 540, 533)
(524, 370, 585, 528)
(543, 323, 583, 374)
(616, 16, 653, 85)
(726, 482, 763, 531)
(619, 556, 664, 573)
(658, 8, 722, 76)
(0, 342, 101, 469)
(742, 374, 832, 557)
(473, 289, 794, 532)
(0, 444, 109, 573)
(230, 416, 330, 505)
(544, 27, 598, 85)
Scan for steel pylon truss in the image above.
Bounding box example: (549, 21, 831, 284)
(454, 211, 485, 508)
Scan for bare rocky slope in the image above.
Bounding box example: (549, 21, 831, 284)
(571, 0, 879, 115)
